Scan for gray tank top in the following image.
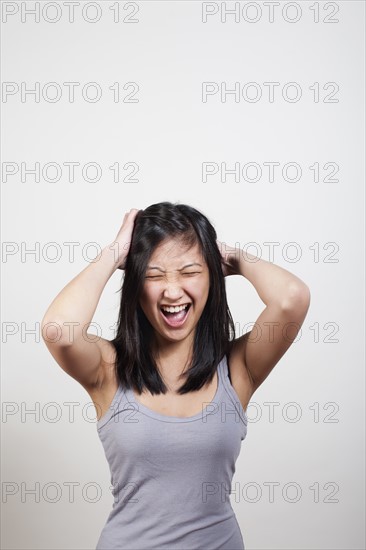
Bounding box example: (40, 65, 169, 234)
(96, 354, 248, 550)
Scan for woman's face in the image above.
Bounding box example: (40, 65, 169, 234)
(138, 238, 210, 345)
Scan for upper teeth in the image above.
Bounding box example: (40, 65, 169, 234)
(161, 304, 189, 313)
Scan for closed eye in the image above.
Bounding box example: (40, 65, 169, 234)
(145, 272, 201, 279)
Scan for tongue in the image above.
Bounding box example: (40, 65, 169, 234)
(165, 309, 186, 321)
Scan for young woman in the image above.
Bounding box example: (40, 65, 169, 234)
(41, 201, 311, 550)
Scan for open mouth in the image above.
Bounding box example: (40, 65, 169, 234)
(159, 303, 191, 327)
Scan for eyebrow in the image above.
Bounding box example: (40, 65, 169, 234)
(146, 262, 202, 272)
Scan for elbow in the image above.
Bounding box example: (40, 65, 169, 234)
(282, 283, 311, 312)
(41, 317, 69, 346)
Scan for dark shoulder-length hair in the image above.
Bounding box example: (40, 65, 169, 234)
(110, 201, 236, 395)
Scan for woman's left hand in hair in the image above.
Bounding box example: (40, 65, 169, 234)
(216, 240, 241, 277)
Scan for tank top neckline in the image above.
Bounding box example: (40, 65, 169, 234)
(124, 356, 226, 423)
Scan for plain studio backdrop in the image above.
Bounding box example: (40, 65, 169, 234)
(1, 1, 365, 549)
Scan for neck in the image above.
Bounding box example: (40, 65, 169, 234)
(152, 334, 194, 387)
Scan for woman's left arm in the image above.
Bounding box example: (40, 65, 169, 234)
(217, 240, 311, 393)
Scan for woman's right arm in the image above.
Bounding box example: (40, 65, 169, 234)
(41, 209, 140, 390)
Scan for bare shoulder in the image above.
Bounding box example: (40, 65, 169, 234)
(87, 337, 119, 422)
(227, 333, 256, 412)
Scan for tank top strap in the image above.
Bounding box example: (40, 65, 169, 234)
(220, 354, 248, 428)
(97, 383, 125, 431)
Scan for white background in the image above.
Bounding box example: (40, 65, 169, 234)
(1, 1, 365, 549)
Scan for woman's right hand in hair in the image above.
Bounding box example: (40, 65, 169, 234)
(112, 209, 140, 270)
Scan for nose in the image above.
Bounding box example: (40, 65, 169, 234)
(161, 273, 185, 302)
